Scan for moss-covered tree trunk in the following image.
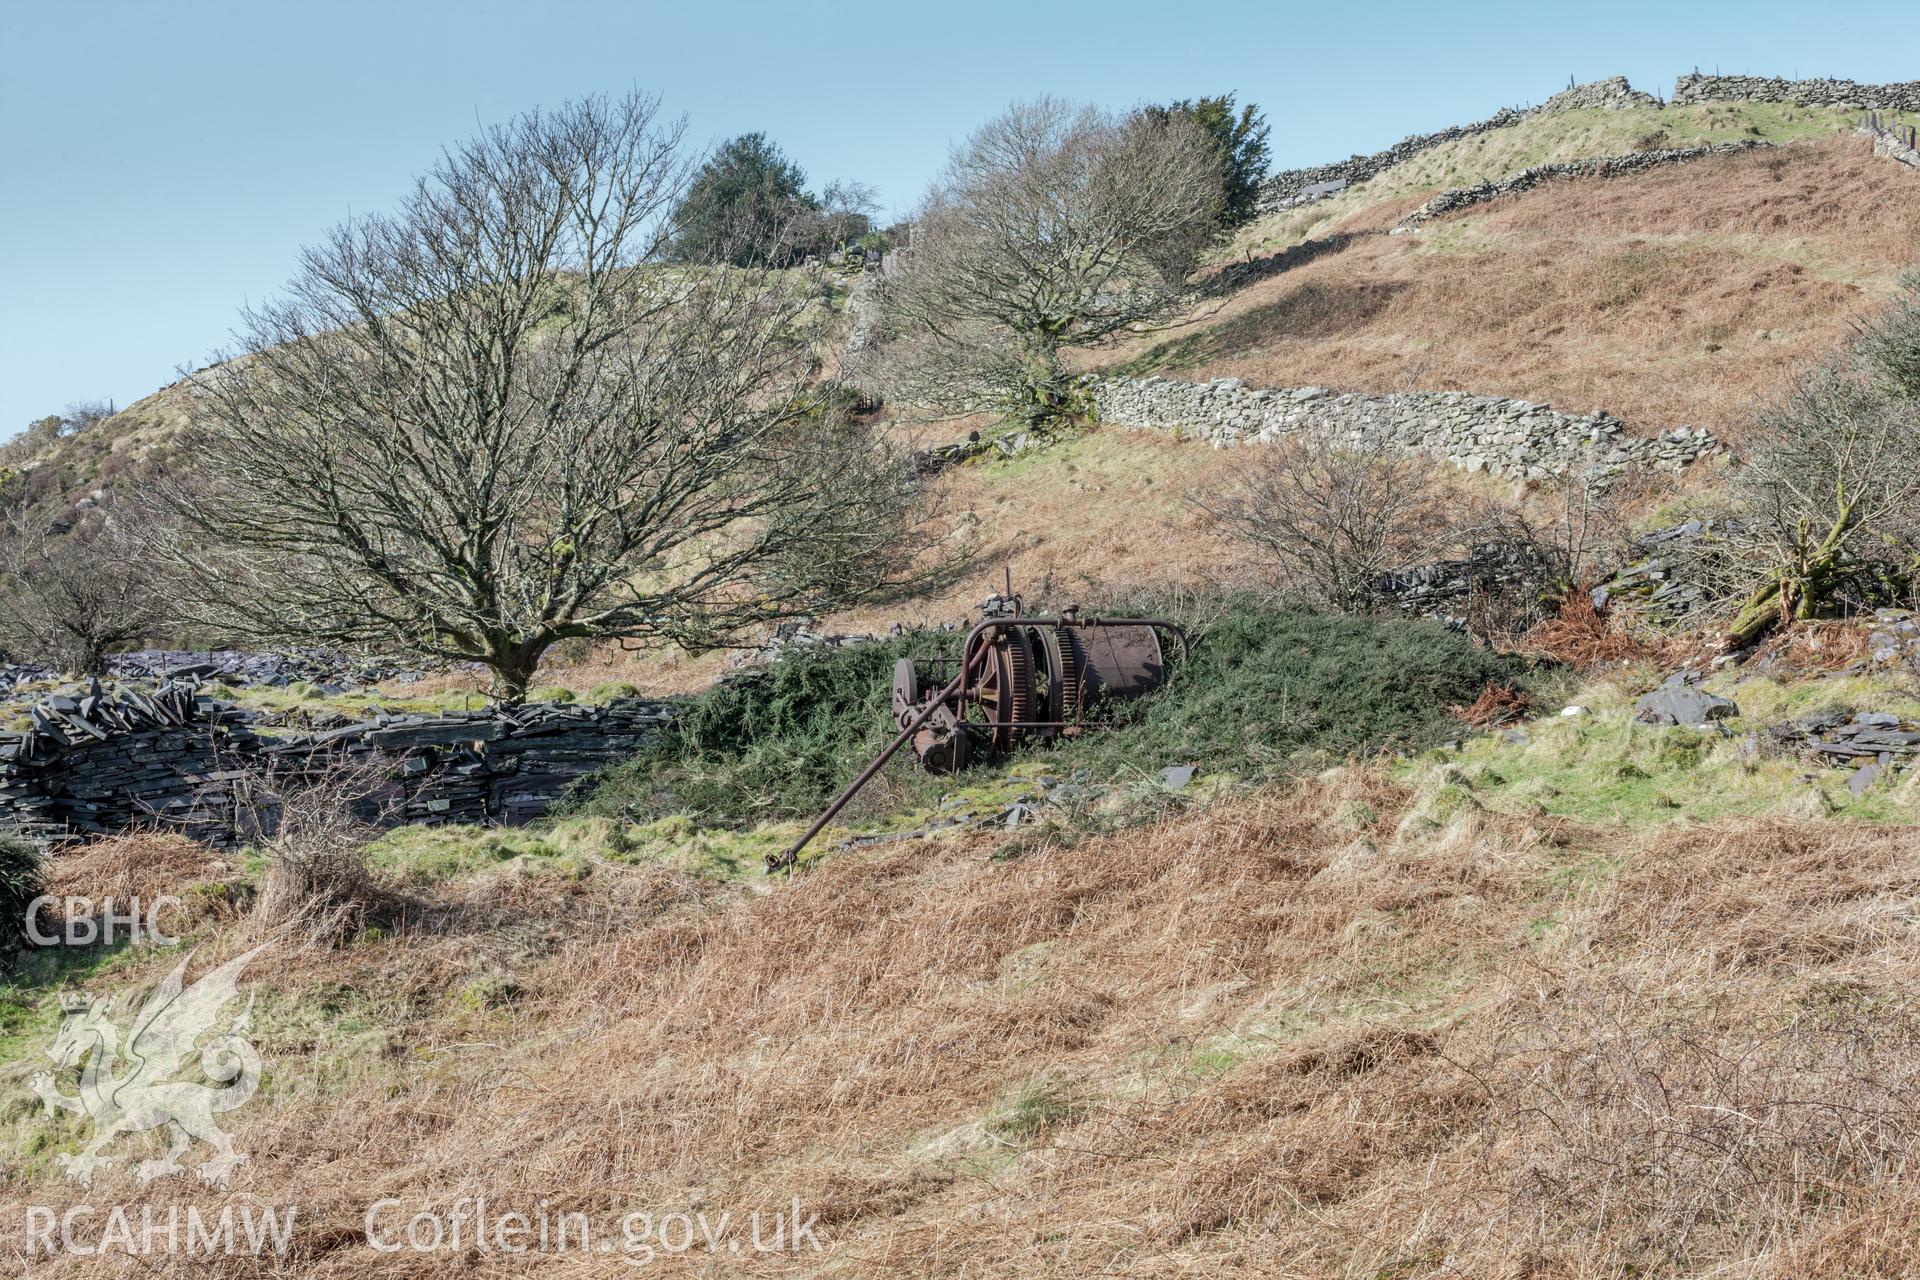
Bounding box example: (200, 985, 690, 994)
(1013, 336, 1073, 430)
(1726, 502, 1856, 649)
(484, 636, 553, 706)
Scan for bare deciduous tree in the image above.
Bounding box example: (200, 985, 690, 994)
(867, 98, 1223, 426)
(1199, 436, 1653, 640)
(0, 510, 162, 674)
(60, 401, 116, 435)
(1727, 368, 1920, 646)
(159, 93, 936, 702)
(1195, 436, 1453, 612)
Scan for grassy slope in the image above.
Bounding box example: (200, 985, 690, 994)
(15, 101, 1913, 689)
(1236, 101, 1907, 254)
(1413, 662, 1920, 827)
(3, 94, 1920, 1276)
(1098, 129, 1920, 436)
(8, 766, 1920, 1276)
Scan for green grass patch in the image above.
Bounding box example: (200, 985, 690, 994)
(367, 813, 795, 883)
(985, 1072, 1090, 1143)
(1403, 669, 1920, 827)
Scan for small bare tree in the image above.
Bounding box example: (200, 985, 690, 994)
(1721, 276, 1920, 646)
(1727, 368, 1920, 646)
(868, 98, 1223, 427)
(240, 752, 398, 946)
(159, 93, 935, 702)
(1195, 436, 1453, 611)
(0, 510, 162, 674)
(59, 401, 115, 435)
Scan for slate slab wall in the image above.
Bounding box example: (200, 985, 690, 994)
(1395, 141, 1772, 227)
(0, 683, 675, 848)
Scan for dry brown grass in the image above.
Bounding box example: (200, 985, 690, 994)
(13, 774, 1920, 1276)
(39, 833, 235, 908)
(1762, 620, 1876, 675)
(1098, 137, 1920, 437)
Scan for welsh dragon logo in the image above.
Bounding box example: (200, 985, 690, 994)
(32, 945, 266, 1188)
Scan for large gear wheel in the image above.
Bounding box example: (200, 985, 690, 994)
(969, 626, 1035, 754)
(1040, 625, 1087, 733)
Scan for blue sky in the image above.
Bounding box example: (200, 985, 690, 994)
(0, 0, 1908, 432)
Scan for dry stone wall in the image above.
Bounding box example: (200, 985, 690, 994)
(1257, 77, 1661, 215)
(1086, 375, 1719, 482)
(1672, 74, 1920, 112)
(1395, 140, 1771, 227)
(0, 683, 675, 848)
(1867, 120, 1920, 170)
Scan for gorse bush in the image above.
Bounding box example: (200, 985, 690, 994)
(578, 630, 956, 825)
(1072, 604, 1532, 774)
(581, 599, 1535, 828)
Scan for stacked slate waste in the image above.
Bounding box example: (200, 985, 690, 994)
(0, 647, 433, 708)
(1595, 519, 1748, 621)
(0, 678, 256, 845)
(103, 647, 428, 689)
(726, 618, 889, 670)
(1868, 611, 1920, 669)
(0, 681, 675, 848)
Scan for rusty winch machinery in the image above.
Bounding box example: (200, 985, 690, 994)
(769, 589, 1186, 871)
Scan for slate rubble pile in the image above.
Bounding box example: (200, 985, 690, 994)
(727, 618, 888, 669)
(0, 647, 427, 705)
(1593, 519, 1740, 621)
(1369, 543, 1559, 622)
(1868, 610, 1920, 669)
(105, 647, 427, 688)
(1765, 707, 1920, 796)
(0, 683, 675, 848)
(1087, 376, 1718, 484)
(1768, 707, 1920, 763)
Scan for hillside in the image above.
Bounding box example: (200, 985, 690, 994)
(9, 755, 1920, 1275)
(1105, 132, 1919, 436)
(14, 101, 1913, 517)
(15, 98, 1910, 649)
(8, 69, 1920, 1279)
